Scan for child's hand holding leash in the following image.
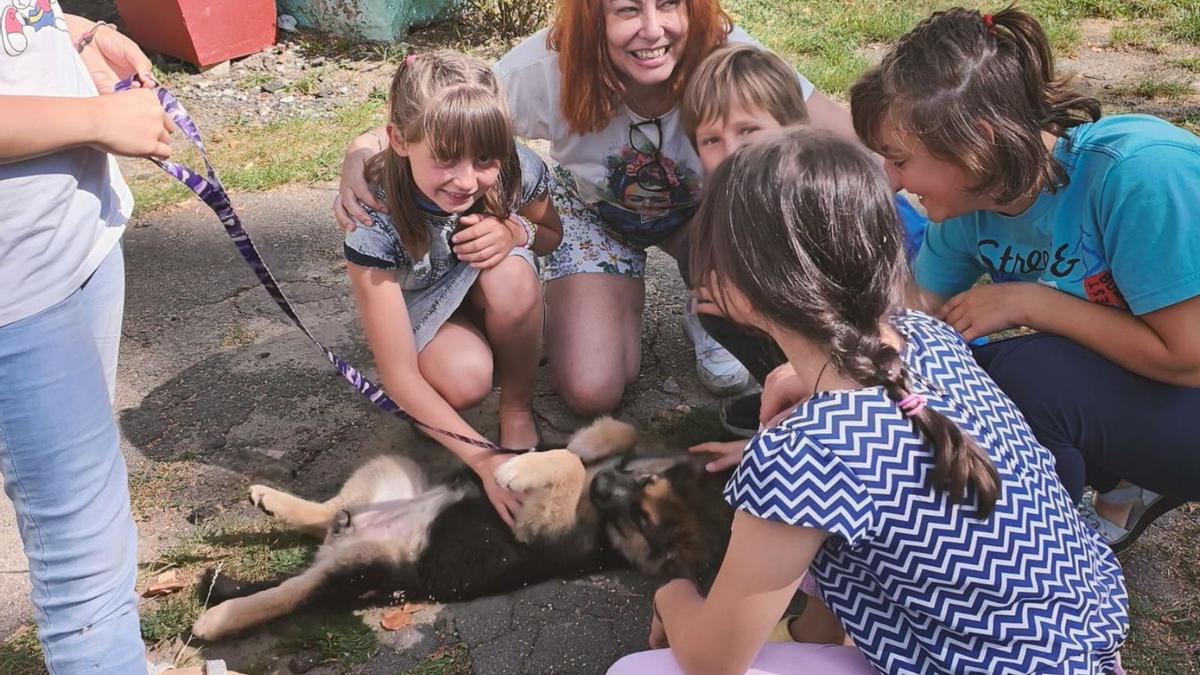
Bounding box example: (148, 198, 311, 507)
(92, 88, 176, 160)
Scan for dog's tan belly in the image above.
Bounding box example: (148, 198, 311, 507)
(334, 486, 465, 559)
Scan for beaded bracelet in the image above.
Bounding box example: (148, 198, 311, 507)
(75, 21, 114, 53)
(513, 214, 536, 250)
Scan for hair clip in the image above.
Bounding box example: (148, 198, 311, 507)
(897, 392, 927, 418)
(983, 14, 996, 33)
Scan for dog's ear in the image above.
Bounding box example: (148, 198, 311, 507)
(566, 416, 638, 462)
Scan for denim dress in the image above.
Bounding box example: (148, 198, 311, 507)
(343, 143, 549, 351)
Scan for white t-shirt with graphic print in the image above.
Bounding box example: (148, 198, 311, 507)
(494, 27, 814, 248)
(0, 0, 133, 327)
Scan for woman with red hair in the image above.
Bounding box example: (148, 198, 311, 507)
(335, 0, 853, 424)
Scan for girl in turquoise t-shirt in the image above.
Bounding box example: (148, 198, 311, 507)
(849, 6, 1200, 551)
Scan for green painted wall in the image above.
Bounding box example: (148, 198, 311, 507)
(278, 0, 460, 42)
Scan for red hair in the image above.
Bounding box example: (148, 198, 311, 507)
(548, 0, 732, 134)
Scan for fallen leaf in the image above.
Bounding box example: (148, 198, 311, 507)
(380, 608, 413, 631)
(402, 603, 427, 614)
(142, 579, 189, 598)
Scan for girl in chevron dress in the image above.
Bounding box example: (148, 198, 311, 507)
(608, 129, 1127, 674)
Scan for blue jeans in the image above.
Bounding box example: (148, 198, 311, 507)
(0, 245, 144, 674)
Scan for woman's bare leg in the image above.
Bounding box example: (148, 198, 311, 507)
(544, 273, 644, 418)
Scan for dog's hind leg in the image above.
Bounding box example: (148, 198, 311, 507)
(565, 416, 638, 463)
(248, 485, 338, 538)
(250, 455, 429, 538)
(191, 540, 389, 642)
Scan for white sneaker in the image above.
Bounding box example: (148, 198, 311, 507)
(680, 299, 751, 396)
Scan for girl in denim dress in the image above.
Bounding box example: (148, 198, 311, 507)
(343, 51, 563, 525)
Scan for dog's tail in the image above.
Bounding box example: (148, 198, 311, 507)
(566, 416, 637, 462)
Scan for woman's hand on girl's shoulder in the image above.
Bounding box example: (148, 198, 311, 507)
(335, 129, 388, 231)
(452, 213, 520, 269)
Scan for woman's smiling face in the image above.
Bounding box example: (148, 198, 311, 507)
(604, 0, 690, 90)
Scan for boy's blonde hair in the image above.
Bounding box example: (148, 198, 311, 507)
(367, 50, 522, 259)
(680, 43, 809, 147)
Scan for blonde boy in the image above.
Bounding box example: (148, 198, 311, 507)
(681, 42, 808, 174)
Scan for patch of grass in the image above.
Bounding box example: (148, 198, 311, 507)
(404, 638, 471, 675)
(1175, 56, 1200, 72)
(1115, 78, 1195, 99)
(238, 72, 273, 91)
(285, 66, 330, 96)
(128, 460, 206, 520)
(1176, 114, 1200, 135)
(202, 527, 317, 581)
(1169, 1, 1200, 43)
(279, 614, 378, 671)
(128, 97, 386, 216)
(0, 625, 45, 675)
(1108, 24, 1166, 51)
(141, 593, 205, 645)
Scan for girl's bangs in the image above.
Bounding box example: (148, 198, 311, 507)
(422, 87, 514, 163)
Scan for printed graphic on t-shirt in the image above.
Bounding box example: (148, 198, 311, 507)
(594, 143, 700, 248)
(1084, 270, 1128, 308)
(975, 222, 1127, 309)
(2, 0, 67, 56)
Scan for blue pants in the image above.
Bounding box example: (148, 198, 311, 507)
(973, 333, 1200, 503)
(0, 245, 144, 674)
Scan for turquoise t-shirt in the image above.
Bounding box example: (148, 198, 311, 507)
(914, 115, 1200, 315)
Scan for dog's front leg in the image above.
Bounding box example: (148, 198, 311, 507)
(494, 450, 586, 544)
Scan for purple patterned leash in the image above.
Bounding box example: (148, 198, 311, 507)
(118, 77, 519, 454)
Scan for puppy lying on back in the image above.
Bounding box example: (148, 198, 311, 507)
(191, 417, 734, 641)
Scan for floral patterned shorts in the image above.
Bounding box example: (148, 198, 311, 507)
(540, 166, 647, 281)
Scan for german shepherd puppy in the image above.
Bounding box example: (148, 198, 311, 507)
(191, 418, 733, 641)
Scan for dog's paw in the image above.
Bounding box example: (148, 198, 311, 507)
(191, 602, 234, 642)
(567, 416, 637, 462)
(248, 484, 280, 517)
(495, 449, 583, 493)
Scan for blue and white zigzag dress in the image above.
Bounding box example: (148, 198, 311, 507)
(725, 311, 1127, 674)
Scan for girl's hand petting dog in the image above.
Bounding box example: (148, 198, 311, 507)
(689, 440, 747, 472)
(938, 282, 1040, 343)
(452, 214, 520, 270)
(473, 451, 526, 528)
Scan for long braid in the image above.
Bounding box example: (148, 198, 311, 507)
(828, 319, 1001, 517)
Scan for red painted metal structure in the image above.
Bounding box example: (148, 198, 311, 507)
(114, 0, 276, 67)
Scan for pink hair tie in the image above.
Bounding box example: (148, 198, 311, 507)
(897, 392, 927, 418)
(983, 13, 996, 33)
(405, 54, 418, 65)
